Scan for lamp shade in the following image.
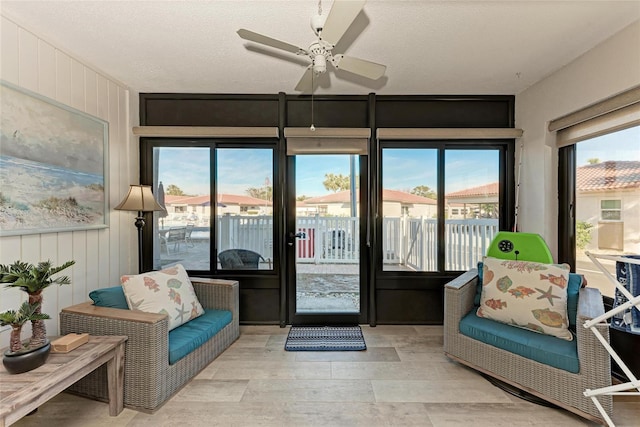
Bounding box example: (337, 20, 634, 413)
(114, 185, 164, 212)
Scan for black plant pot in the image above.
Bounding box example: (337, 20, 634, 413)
(2, 340, 51, 374)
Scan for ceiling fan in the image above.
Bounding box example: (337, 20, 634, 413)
(237, 0, 386, 92)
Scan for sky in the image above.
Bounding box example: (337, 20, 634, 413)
(1, 83, 106, 174)
(575, 126, 640, 166)
(157, 146, 499, 197)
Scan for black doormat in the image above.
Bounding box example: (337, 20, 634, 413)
(285, 325, 366, 351)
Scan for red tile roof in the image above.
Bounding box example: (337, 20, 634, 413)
(302, 189, 436, 205)
(446, 182, 498, 198)
(218, 194, 272, 206)
(164, 194, 272, 206)
(382, 189, 437, 204)
(577, 161, 640, 192)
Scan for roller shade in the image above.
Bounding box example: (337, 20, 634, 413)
(376, 128, 523, 140)
(549, 85, 640, 147)
(132, 126, 279, 138)
(555, 102, 640, 147)
(284, 127, 370, 155)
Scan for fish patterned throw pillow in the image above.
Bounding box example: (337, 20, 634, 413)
(121, 264, 204, 330)
(477, 256, 573, 341)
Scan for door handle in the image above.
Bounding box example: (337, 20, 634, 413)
(287, 231, 306, 246)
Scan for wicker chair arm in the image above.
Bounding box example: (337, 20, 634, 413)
(189, 278, 239, 313)
(576, 286, 606, 321)
(60, 303, 169, 372)
(575, 287, 610, 374)
(444, 268, 478, 321)
(60, 301, 167, 323)
(443, 269, 478, 354)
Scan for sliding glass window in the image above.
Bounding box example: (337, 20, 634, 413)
(216, 148, 274, 270)
(147, 142, 275, 273)
(445, 150, 500, 270)
(153, 146, 211, 271)
(571, 126, 640, 298)
(382, 148, 438, 272)
(381, 145, 505, 273)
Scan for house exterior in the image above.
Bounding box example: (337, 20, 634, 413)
(164, 193, 272, 225)
(445, 182, 499, 219)
(299, 189, 437, 218)
(576, 160, 640, 253)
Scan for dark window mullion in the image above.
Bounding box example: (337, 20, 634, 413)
(437, 146, 446, 273)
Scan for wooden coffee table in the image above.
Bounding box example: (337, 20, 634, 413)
(0, 335, 127, 427)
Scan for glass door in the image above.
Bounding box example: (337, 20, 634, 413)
(287, 154, 366, 325)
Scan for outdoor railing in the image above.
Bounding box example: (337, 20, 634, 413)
(382, 217, 498, 271)
(212, 214, 498, 271)
(295, 216, 359, 264)
(445, 219, 499, 270)
(216, 215, 274, 259)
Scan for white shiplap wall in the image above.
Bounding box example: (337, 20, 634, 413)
(0, 14, 138, 344)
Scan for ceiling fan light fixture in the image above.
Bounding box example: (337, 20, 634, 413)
(312, 53, 327, 74)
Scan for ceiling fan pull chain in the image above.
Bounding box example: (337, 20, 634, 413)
(310, 70, 315, 131)
(318, 0, 322, 16)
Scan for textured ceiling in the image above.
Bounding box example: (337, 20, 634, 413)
(1, 1, 639, 95)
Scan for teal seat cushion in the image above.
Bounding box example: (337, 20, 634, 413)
(168, 309, 233, 365)
(89, 286, 128, 309)
(459, 310, 579, 373)
(474, 262, 583, 328)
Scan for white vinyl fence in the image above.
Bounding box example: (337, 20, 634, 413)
(215, 214, 498, 271)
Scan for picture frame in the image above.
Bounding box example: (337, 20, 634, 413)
(0, 80, 109, 236)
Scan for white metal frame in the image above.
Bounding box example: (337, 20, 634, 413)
(583, 251, 640, 427)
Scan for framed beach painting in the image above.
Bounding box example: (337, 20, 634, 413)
(0, 81, 109, 236)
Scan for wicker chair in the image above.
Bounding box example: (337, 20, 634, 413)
(59, 278, 239, 412)
(444, 268, 612, 424)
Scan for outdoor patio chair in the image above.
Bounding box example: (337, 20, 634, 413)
(184, 223, 195, 247)
(161, 227, 188, 254)
(219, 249, 267, 269)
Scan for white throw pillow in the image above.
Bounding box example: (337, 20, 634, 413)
(121, 264, 204, 330)
(477, 256, 573, 341)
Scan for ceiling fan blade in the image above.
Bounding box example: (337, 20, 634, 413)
(237, 29, 307, 55)
(294, 66, 315, 92)
(332, 54, 386, 80)
(320, 0, 366, 47)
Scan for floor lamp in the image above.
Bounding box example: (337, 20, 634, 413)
(115, 184, 164, 273)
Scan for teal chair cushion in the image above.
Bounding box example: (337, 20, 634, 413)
(459, 309, 579, 373)
(168, 309, 233, 365)
(566, 272, 583, 329)
(474, 262, 484, 306)
(89, 286, 129, 309)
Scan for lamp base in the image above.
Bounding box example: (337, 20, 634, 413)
(135, 212, 144, 273)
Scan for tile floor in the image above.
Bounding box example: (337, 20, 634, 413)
(12, 325, 640, 426)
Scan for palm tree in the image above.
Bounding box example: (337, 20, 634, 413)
(0, 260, 75, 348)
(0, 301, 49, 353)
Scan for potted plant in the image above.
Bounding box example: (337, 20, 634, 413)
(0, 260, 75, 374)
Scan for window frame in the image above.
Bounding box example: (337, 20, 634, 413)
(600, 199, 622, 221)
(377, 140, 514, 275)
(140, 137, 279, 274)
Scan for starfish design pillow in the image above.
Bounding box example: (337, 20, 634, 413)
(121, 264, 204, 330)
(477, 256, 573, 341)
